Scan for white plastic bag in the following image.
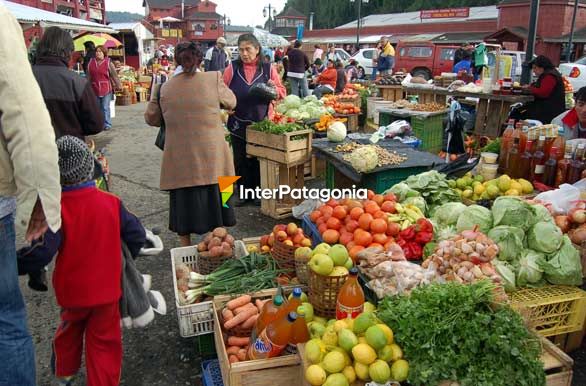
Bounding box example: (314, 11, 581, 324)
(534, 183, 581, 214)
(369, 120, 411, 144)
(110, 94, 116, 118)
(292, 199, 322, 219)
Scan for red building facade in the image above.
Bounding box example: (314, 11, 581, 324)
(10, 0, 106, 23)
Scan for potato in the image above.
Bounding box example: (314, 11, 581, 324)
(199, 251, 211, 258)
(224, 234, 235, 246)
(213, 227, 227, 239)
(203, 233, 213, 244)
(209, 246, 223, 257)
(221, 245, 233, 257)
(197, 241, 207, 252)
(208, 237, 222, 249)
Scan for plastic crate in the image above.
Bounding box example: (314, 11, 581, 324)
(510, 286, 586, 338)
(171, 241, 248, 338)
(325, 161, 428, 194)
(202, 359, 224, 386)
(301, 215, 323, 247)
(197, 333, 217, 359)
(379, 111, 446, 153)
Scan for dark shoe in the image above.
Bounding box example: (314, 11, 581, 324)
(28, 269, 48, 292)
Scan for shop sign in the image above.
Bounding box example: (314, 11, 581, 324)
(420, 7, 469, 19)
(89, 8, 102, 20)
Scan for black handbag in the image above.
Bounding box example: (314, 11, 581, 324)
(154, 91, 166, 150)
(248, 82, 278, 102)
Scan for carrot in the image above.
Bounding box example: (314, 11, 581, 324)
(229, 355, 239, 364)
(226, 346, 240, 355)
(241, 314, 259, 329)
(255, 299, 264, 313)
(233, 303, 257, 315)
(222, 308, 234, 321)
(226, 295, 252, 311)
(227, 336, 250, 347)
(237, 349, 247, 361)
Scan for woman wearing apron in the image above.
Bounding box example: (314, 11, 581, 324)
(223, 34, 286, 206)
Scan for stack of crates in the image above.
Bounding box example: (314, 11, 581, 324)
(378, 110, 446, 154)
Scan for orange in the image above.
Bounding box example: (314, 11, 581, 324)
(370, 218, 388, 234)
(349, 245, 365, 261)
(332, 206, 347, 220)
(323, 229, 340, 244)
(372, 233, 389, 245)
(350, 207, 364, 221)
(326, 217, 342, 231)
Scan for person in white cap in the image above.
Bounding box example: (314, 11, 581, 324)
(205, 36, 229, 72)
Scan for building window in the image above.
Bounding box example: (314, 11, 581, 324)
(192, 23, 205, 32)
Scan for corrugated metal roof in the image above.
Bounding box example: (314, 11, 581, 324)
(336, 5, 498, 29)
(3, 0, 116, 33)
(400, 33, 443, 42)
(302, 34, 386, 44)
(433, 32, 489, 44)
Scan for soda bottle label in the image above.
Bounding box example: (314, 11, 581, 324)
(336, 302, 364, 320)
(247, 329, 286, 360)
(534, 165, 545, 174)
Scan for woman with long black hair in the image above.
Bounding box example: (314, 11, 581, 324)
(223, 33, 286, 206)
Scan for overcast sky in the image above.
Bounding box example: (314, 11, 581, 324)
(105, 0, 288, 27)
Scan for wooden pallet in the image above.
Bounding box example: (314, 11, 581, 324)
(377, 85, 404, 101)
(259, 158, 305, 219)
(246, 128, 312, 166)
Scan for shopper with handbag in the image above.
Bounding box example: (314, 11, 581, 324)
(145, 42, 237, 247)
(223, 33, 286, 206)
(87, 45, 121, 130)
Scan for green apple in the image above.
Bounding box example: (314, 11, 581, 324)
(313, 316, 327, 325)
(308, 253, 334, 276)
(294, 246, 313, 261)
(343, 258, 353, 270)
(313, 243, 331, 256)
(298, 303, 314, 322)
(307, 321, 326, 339)
(328, 244, 350, 266)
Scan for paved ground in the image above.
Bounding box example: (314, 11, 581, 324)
(21, 102, 585, 385)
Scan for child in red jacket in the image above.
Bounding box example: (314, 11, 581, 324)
(20, 136, 145, 386)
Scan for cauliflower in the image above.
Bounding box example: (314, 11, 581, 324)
(346, 146, 378, 173)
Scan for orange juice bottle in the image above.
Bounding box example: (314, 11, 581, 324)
(254, 295, 285, 337)
(499, 120, 515, 173)
(248, 312, 297, 360)
(284, 287, 303, 314)
(285, 307, 310, 354)
(336, 267, 365, 320)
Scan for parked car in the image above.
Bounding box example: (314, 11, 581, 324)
(560, 56, 586, 91)
(394, 42, 459, 80)
(333, 48, 351, 65)
(351, 48, 377, 78)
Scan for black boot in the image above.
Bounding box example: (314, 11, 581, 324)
(28, 269, 48, 292)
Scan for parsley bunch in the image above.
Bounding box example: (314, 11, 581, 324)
(378, 281, 545, 386)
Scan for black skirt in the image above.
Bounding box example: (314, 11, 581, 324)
(169, 184, 236, 236)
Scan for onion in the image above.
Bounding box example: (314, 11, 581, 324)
(569, 208, 586, 224)
(554, 215, 571, 233)
(568, 226, 586, 245)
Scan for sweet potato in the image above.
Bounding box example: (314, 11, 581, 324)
(222, 308, 234, 321)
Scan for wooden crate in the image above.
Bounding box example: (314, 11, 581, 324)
(246, 128, 313, 166)
(377, 85, 403, 101)
(335, 114, 359, 132)
(259, 158, 305, 219)
(297, 336, 573, 386)
(213, 289, 303, 386)
(304, 154, 326, 181)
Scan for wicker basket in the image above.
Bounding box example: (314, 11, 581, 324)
(295, 260, 309, 285)
(198, 253, 233, 275)
(271, 240, 296, 277)
(308, 270, 348, 318)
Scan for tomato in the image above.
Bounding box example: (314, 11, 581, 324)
(367, 190, 375, 199)
(349, 207, 364, 221)
(310, 210, 322, 223)
(345, 219, 359, 233)
(368, 243, 383, 249)
(372, 194, 385, 206)
(386, 222, 401, 237)
(349, 245, 365, 261)
(332, 206, 347, 220)
(323, 229, 340, 244)
(346, 199, 363, 210)
(326, 198, 339, 208)
(326, 217, 342, 231)
(354, 230, 373, 246)
(371, 218, 388, 234)
(316, 217, 325, 226)
(318, 223, 328, 234)
(358, 213, 374, 231)
(373, 210, 387, 219)
(372, 233, 389, 245)
(364, 202, 380, 215)
(339, 232, 353, 246)
(384, 240, 395, 251)
(380, 201, 396, 214)
(346, 241, 356, 251)
(319, 205, 333, 217)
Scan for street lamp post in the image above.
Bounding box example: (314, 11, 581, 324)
(263, 4, 277, 32)
(350, 0, 369, 51)
(565, 0, 579, 62)
(521, 0, 540, 85)
(222, 14, 231, 38)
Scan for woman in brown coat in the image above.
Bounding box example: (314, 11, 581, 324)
(145, 42, 237, 247)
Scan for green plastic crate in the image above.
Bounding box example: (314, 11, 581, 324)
(326, 161, 428, 194)
(196, 333, 217, 359)
(379, 111, 446, 154)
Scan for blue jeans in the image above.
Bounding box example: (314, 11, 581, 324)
(289, 77, 310, 98)
(97, 93, 112, 129)
(371, 67, 378, 80)
(0, 213, 36, 386)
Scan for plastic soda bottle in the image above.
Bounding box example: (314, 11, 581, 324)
(248, 312, 297, 360)
(285, 307, 310, 354)
(284, 287, 303, 314)
(254, 295, 285, 337)
(336, 267, 365, 320)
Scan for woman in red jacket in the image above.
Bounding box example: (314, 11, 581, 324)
(87, 46, 121, 130)
(312, 59, 337, 99)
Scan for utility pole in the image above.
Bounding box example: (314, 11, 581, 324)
(350, 0, 369, 51)
(565, 0, 579, 62)
(521, 0, 540, 85)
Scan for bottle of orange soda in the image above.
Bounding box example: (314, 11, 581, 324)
(254, 295, 285, 337)
(284, 287, 303, 314)
(336, 267, 365, 320)
(248, 312, 297, 360)
(285, 307, 310, 354)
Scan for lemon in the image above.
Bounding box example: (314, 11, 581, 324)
(518, 178, 534, 194)
(505, 189, 520, 196)
(473, 184, 485, 195)
(487, 185, 500, 199)
(354, 362, 370, 381)
(333, 320, 348, 333)
(472, 194, 480, 201)
(364, 302, 376, 313)
(369, 360, 391, 384)
(376, 324, 394, 345)
(321, 326, 338, 346)
(456, 177, 467, 189)
(510, 180, 523, 193)
(377, 345, 394, 361)
(322, 351, 346, 374)
(306, 365, 327, 386)
(448, 179, 457, 188)
(358, 337, 368, 345)
(365, 326, 387, 350)
(390, 359, 409, 382)
(498, 175, 512, 192)
(352, 343, 377, 365)
(474, 174, 484, 182)
(389, 343, 403, 361)
(462, 189, 473, 199)
(342, 366, 356, 383)
(323, 373, 349, 386)
(344, 317, 354, 331)
(305, 338, 326, 364)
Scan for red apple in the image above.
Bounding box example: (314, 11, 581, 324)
(273, 224, 287, 234)
(260, 235, 269, 247)
(286, 223, 298, 236)
(276, 230, 288, 242)
(268, 234, 275, 247)
(301, 238, 312, 247)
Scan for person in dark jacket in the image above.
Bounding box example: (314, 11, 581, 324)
(32, 27, 104, 139)
(335, 60, 347, 93)
(82, 41, 96, 74)
(520, 55, 566, 124)
(287, 40, 310, 97)
(204, 37, 229, 72)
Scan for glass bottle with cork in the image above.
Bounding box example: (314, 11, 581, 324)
(506, 137, 521, 178)
(530, 136, 546, 182)
(567, 144, 586, 184)
(499, 120, 515, 173)
(543, 147, 558, 187)
(519, 139, 534, 180)
(555, 146, 573, 187)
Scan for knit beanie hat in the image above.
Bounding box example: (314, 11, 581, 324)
(56, 135, 95, 186)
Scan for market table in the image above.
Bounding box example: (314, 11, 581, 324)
(312, 135, 445, 194)
(376, 107, 448, 154)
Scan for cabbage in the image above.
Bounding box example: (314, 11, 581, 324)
(527, 221, 563, 254)
(491, 196, 535, 231)
(283, 95, 302, 109)
(403, 196, 427, 214)
(386, 183, 420, 202)
(456, 205, 493, 234)
(347, 146, 378, 173)
(432, 202, 467, 226)
(516, 249, 545, 286)
(299, 112, 310, 120)
(303, 95, 318, 103)
(286, 109, 301, 120)
(435, 224, 458, 241)
(531, 204, 553, 223)
(493, 260, 516, 292)
(540, 236, 583, 285)
(327, 121, 347, 142)
(276, 103, 288, 114)
(487, 226, 525, 261)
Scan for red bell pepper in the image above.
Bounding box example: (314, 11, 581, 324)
(399, 226, 416, 241)
(415, 231, 433, 244)
(416, 218, 433, 233)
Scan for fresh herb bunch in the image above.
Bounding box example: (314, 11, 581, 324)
(249, 118, 303, 135)
(377, 281, 545, 386)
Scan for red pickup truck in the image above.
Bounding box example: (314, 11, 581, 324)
(394, 42, 460, 80)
